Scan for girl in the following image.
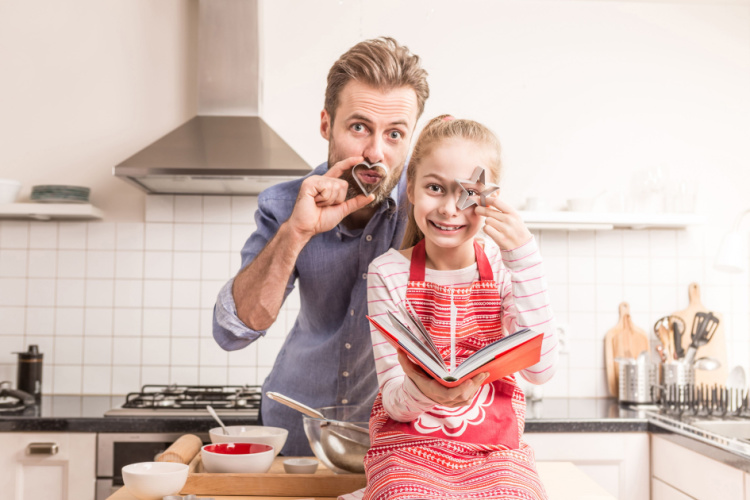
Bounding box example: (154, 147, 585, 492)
(362, 115, 559, 500)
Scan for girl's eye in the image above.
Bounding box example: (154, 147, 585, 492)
(389, 130, 402, 140)
(467, 189, 479, 196)
(427, 184, 443, 193)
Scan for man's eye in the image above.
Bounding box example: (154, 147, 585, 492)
(352, 123, 365, 132)
(389, 130, 402, 140)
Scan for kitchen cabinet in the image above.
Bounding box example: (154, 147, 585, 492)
(0, 202, 103, 220)
(519, 211, 703, 231)
(0, 432, 96, 500)
(524, 432, 649, 500)
(652, 434, 744, 500)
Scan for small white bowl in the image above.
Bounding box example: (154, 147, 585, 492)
(121, 462, 188, 500)
(201, 442, 274, 474)
(208, 425, 288, 456)
(283, 457, 318, 474)
(0, 179, 21, 204)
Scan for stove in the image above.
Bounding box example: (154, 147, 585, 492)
(104, 384, 262, 417)
(0, 381, 36, 415)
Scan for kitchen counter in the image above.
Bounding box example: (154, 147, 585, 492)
(0, 396, 648, 433)
(106, 461, 616, 500)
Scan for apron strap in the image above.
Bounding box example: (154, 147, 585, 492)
(408, 239, 495, 282)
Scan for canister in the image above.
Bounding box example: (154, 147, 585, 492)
(15, 344, 43, 402)
(619, 361, 657, 404)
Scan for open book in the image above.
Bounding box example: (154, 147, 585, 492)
(367, 304, 544, 388)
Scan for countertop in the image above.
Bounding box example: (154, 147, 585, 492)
(0, 396, 648, 433)
(106, 461, 616, 500)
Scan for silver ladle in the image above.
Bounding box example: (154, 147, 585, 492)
(206, 405, 229, 436)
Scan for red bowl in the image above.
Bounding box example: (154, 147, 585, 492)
(202, 443, 273, 455)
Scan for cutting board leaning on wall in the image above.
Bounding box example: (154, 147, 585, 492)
(604, 302, 649, 397)
(671, 282, 727, 386)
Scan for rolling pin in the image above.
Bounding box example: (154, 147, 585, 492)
(156, 434, 203, 464)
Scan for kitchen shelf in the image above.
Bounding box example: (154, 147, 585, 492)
(0, 203, 103, 221)
(519, 211, 704, 231)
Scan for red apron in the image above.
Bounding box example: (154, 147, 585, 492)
(363, 239, 548, 500)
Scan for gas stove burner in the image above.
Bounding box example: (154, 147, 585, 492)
(106, 384, 262, 417)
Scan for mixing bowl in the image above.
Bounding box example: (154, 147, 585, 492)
(208, 425, 288, 456)
(201, 442, 274, 473)
(301, 405, 370, 474)
(121, 462, 188, 500)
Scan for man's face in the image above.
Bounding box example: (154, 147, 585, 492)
(320, 81, 419, 206)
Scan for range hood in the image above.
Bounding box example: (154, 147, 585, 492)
(114, 0, 311, 195)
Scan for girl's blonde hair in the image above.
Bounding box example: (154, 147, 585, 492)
(401, 114, 502, 249)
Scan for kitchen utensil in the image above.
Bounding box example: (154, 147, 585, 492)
(727, 366, 747, 391)
(206, 406, 228, 436)
(121, 462, 189, 500)
(208, 425, 288, 456)
(157, 434, 203, 464)
(604, 302, 649, 397)
(662, 362, 694, 387)
(14, 344, 43, 402)
(656, 345, 667, 363)
(693, 357, 721, 371)
(671, 283, 727, 386)
(301, 405, 370, 474)
(684, 312, 720, 366)
(618, 360, 656, 404)
(266, 392, 368, 436)
(653, 317, 673, 361)
(672, 319, 685, 359)
(200, 443, 275, 474)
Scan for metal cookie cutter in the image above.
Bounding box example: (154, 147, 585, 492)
(352, 161, 388, 196)
(455, 166, 499, 210)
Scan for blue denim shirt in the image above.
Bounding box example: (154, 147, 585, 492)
(213, 162, 407, 455)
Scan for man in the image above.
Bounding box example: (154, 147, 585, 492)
(213, 37, 429, 455)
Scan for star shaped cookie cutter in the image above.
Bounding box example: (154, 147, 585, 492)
(455, 166, 499, 210)
(352, 161, 388, 196)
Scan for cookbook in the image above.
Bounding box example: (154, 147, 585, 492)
(367, 305, 544, 388)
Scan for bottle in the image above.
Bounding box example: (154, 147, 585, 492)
(15, 344, 43, 402)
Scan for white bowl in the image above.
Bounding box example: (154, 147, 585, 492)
(121, 462, 188, 500)
(208, 425, 288, 456)
(0, 179, 21, 204)
(201, 442, 275, 473)
(283, 457, 319, 474)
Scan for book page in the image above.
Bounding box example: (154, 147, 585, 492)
(452, 329, 538, 379)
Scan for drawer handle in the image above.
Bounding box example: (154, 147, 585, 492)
(26, 442, 59, 455)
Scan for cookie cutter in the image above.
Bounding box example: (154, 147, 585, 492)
(455, 166, 499, 210)
(352, 161, 388, 196)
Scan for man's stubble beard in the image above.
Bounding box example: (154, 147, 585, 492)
(328, 140, 403, 208)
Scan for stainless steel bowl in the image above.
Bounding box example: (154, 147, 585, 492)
(301, 405, 370, 474)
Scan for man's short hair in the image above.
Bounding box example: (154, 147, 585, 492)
(324, 37, 429, 124)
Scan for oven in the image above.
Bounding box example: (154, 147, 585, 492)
(97, 384, 261, 500)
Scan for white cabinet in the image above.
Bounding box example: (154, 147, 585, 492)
(651, 435, 744, 500)
(0, 432, 96, 500)
(524, 432, 649, 500)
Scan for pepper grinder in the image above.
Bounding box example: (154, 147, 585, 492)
(15, 344, 43, 402)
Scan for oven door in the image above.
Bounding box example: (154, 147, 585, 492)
(96, 432, 207, 500)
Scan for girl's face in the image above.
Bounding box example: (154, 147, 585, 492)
(408, 137, 496, 251)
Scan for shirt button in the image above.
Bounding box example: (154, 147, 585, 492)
(341, 399, 349, 404)
(350, 309, 355, 316)
(345, 343, 351, 349)
(343, 371, 350, 377)
(361, 273, 367, 280)
(365, 235, 373, 242)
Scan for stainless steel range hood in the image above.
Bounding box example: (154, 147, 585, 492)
(114, 0, 311, 195)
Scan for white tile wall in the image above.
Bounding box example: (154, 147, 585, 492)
(0, 195, 748, 397)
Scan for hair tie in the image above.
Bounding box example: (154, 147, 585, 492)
(441, 115, 455, 122)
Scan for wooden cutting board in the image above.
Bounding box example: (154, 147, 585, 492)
(671, 282, 727, 386)
(181, 454, 366, 497)
(604, 302, 649, 397)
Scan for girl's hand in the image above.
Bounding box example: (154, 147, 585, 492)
(397, 351, 489, 408)
(474, 197, 532, 251)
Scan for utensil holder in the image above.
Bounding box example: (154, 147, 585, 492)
(619, 362, 657, 404)
(662, 362, 695, 387)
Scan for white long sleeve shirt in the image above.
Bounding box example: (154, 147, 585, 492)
(366, 237, 559, 422)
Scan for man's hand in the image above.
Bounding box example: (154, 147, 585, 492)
(474, 198, 532, 251)
(287, 156, 374, 238)
(398, 351, 489, 408)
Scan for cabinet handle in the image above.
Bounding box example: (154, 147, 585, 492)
(26, 442, 59, 455)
